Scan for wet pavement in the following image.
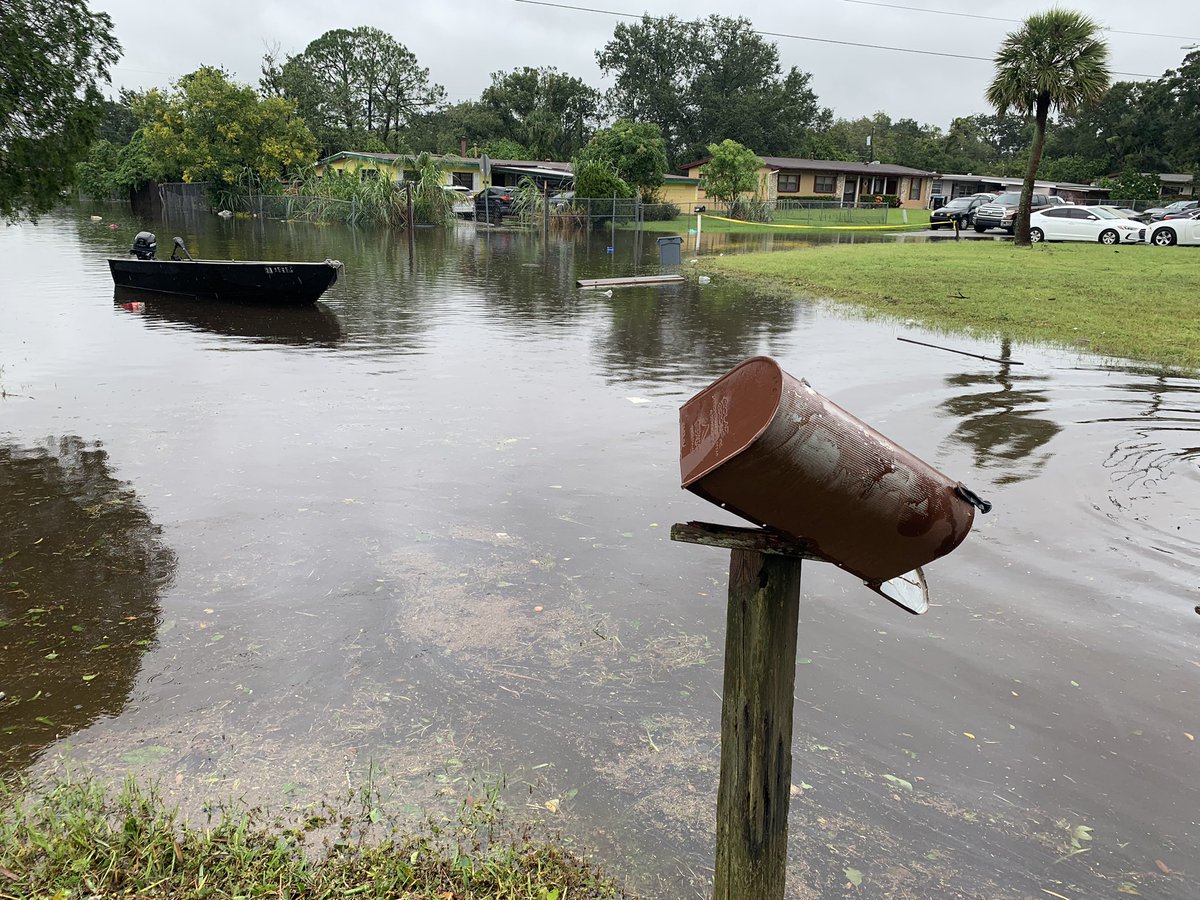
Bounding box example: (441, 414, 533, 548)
(0, 207, 1197, 898)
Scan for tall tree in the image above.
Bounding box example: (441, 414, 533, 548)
(136, 67, 317, 186)
(597, 15, 829, 165)
(987, 10, 1110, 246)
(0, 0, 120, 220)
(480, 67, 600, 160)
(271, 27, 444, 155)
(575, 119, 668, 199)
(701, 139, 763, 208)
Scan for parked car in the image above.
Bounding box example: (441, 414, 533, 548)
(549, 190, 575, 208)
(1146, 210, 1200, 246)
(1144, 199, 1199, 221)
(973, 192, 1057, 233)
(929, 195, 993, 230)
(443, 185, 473, 217)
(1097, 206, 1151, 223)
(1028, 205, 1145, 245)
(474, 186, 518, 224)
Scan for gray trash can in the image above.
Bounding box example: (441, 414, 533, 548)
(657, 235, 683, 266)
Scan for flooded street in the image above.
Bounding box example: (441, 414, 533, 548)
(1, 208, 1197, 898)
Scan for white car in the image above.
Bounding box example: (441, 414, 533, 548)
(1145, 209, 1200, 246)
(442, 184, 474, 217)
(1028, 205, 1145, 245)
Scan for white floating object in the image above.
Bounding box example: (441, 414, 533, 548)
(698, 275, 711, 285)
(89, 215, 102, 222)
(217, 209, 234, 219)
(600, 289, 613, 297)
(625, 397, 651, 405)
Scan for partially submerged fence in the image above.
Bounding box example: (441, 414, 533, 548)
(230, 193, 360, 225)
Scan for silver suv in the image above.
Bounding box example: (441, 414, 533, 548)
(974, 192, 1058, 234)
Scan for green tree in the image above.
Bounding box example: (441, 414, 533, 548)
(701, 139, 763, 208)
(136, 67, 318, 186)
(270, 27, 444, 154)
(1098, 170, 1161, 204)
(597, 15, 829, 165)
(480, 67, 600, 160)
(576, 119, 667, 200)
(987, 9, 1110, 246)
(0, 0, 120, 220)
(572, 159, 632, 199)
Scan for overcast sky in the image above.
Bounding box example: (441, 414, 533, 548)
(93, 0, 1198, 128)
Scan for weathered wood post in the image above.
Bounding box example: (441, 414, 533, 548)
(675, 356, 989, 899)
(672, 521, 818, 899)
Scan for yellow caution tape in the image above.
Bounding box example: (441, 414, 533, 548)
(702, 213, 926, 231)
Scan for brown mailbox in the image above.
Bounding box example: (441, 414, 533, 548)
(680, 357, 986, 607)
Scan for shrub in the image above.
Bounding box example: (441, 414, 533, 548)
(642, 199, 680, 221)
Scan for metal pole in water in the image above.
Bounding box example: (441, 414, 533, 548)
(695, 212, 703, 253)
(405, 181, 415, 267)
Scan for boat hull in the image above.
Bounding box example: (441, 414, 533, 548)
(108, 258, 341, 305)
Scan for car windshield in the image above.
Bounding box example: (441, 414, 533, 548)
(1166, 200, 1192, 209)
(993, 193, 1022, 204)
(1088, 207, 1119, 219)
(943, 199, 971, 209)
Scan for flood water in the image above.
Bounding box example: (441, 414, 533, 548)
(1, 207, 1197, 898)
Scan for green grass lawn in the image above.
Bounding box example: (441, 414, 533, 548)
(704, 241, 1200, 370)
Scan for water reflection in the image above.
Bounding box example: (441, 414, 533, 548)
(940, 342, 1062, 484)
(0, 437, 176, 773)
(1089, 373, 1200, 491)
(114, 291, 344, 347)
(597, 284, 799, 382)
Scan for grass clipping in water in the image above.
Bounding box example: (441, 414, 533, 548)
(0, 774, 628, 899)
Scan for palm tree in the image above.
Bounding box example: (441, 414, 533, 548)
(986, 10, 1110, 246)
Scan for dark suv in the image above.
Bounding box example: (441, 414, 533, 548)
(973, 192, 1056, 234)
(474, 186, 517, 224)
(929, 194, 994, 230)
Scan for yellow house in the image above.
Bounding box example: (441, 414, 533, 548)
(678, 154, 936, 209)
(315, 152, 483, 190)
(657, 174, 704, 206)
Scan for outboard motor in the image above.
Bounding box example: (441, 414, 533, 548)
(130, 231, 157, 260)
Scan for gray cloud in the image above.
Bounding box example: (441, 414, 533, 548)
(94, 0, 1198, 128)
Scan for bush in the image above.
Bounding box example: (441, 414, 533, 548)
(642, 200, 680, 221)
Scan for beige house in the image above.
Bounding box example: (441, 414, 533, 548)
(677, 155, 936, 209)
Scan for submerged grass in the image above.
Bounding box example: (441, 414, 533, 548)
(632, 208, 930, 233)
(704, 240, 1200, 369)
(0, 773, 628, 899)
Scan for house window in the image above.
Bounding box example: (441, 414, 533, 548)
(908, 177, 922, 200)
(451, 171, 473, 189)
(360, 168, 379, 181)
(885, 177, 898, 195)
(813, 175, 836, 194)
(931, 179, 943, 195)
(778, 173, 799, 193)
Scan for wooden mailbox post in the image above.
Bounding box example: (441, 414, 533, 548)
(672, 521, 818, 899)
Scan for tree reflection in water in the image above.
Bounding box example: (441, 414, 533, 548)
(0, 437, 176, 774)
(940, 340, 1062, 485)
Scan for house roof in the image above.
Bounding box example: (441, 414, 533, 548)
(679, 155, 935, 177)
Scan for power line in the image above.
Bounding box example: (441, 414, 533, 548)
(839, 0, 1200, 43)
(513, 0, 1159, 78)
